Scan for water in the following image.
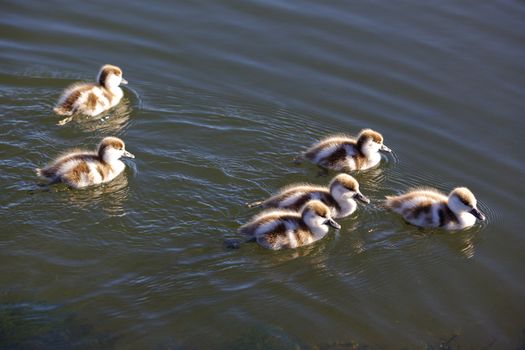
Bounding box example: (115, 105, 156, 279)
(1, 0, 524, 348)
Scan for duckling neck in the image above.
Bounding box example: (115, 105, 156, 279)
(103, 84, 123, 100)
(333, 195, 357, 217)
(444, 204, 476, 229)
(303, 220, 328, 239)
(101, 153, 124, 167)
(362, 147, 380, 160)
(454, 210, 476, 229)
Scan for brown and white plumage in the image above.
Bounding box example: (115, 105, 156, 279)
(54, 64, 128, 117)
(36, 137, 135, 189)
(301, 129, 392, 172)
(385, 187, 485, 230)
(247, 174, 369, 218)
(239, 200, 341, 250)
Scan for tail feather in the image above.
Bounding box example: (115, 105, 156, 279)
(246, 200, 263, 208)
(53, 105, 73, 116)
(35, 167, 54, 179)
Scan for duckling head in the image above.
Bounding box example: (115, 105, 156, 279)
(448, 187, 485, 221)
(97, 64, 128, 90)
(98, 136, 135, 163)
(329, 174, 370, 204)
(301, 200, 341, 229)
(356, 129, 391, 156)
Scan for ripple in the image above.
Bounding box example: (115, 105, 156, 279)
(1, 0, 524, 348)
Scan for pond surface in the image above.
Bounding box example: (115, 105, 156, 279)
(1, 0, 524, 348)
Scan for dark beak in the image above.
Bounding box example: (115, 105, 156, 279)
(469, 208, 486, 221)
(354, 192, 370, 204)
(123, 150, 135, 159)
(380, 144, 392, 152)
(324, 218, 341, 230)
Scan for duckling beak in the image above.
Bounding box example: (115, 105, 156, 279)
(121, 78, 128, 85)
(122, 150, 135, 159)
(380, 144, 392, 152)
(354, 192, 370, 204)
(324, 218, 341, 230)
(470, 208, 486, 221)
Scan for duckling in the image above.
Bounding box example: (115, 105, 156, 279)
(36, 136, 135, 189)
(385, 187, 485, 230)
(239, 200, 341, 250)
(247, 174, 369, 218)
(301, 129, 392, 172)
(54, 64, 128, 117)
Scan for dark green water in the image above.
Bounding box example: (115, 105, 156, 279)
(1, 0, 524, 348)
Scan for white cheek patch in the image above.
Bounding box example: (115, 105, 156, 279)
(331, 185, 349, 200)
(105, 74, 121, 89)
(104, 148, 124, 162)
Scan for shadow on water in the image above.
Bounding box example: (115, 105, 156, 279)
(0, 303, 114, 349)
(220, 329, 520, 350)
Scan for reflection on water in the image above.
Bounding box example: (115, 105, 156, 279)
(56, 98, 133, 133)
(0, 0, 524, 348)
(443, 230, 480, 260)
(63, 175, 130, 217)
(458, 234, 476, 259)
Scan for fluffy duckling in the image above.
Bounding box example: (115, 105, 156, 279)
(247, 174, 369, 218)
(301, 129, 392, 172)
(385, 187, 485, 230)
(239, 200, 341, 250)
(36, 136, 135, 188)
(54, 64, 128, 117)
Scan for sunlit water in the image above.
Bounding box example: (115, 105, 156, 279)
(1, 0, 524, 348)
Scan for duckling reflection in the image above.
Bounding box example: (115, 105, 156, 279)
(58, 97, 132, 130)
(63, 174, 130, 216)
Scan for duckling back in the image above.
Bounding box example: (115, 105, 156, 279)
(239, 209, 313, 250)
(54, 83, 112, 117)
(37, 152, 107, 188)
(303, 135, 358, 171)
(256, 184, 329, 209)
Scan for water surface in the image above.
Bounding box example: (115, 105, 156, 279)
(1, 0, 524, 348)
